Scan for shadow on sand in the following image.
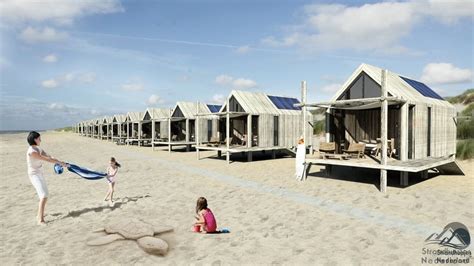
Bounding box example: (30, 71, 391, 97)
(307, 166, 440, 190)
(48, 195, 151, 222)
(200, 150, 293, 163)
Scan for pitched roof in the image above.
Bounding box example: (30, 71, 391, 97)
(331, 63, 452, 107)
(142, 108, 170, 120)
(126, 111, 143, 122)
(219, 90, 303, 115)
(172, 102, 213, 119)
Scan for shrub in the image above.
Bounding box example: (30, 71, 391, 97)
(313, 119, 325, 135)
(457, 139, 474, 160)
(457, 118, 474, 139)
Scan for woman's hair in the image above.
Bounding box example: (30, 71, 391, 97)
(196, 197, 208, 214)
(110, 157, 121, 168)
(27, 131, 41, 146)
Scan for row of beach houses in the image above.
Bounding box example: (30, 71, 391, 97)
(74, 90, 314, 163)
(72, 64, 463, 192)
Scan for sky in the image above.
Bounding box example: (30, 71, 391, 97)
(0, 0, 473, 130)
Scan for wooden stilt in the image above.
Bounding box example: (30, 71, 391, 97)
(380, 69, 388, 193)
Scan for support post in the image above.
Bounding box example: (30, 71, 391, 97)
(185, 119, 190, 152)
(127, 121, 130, 146)
(168, 117, 171, 153)
(226, 98, 230, 164)
(400, 102, 409, 187)
(380, 69, 388, 193)
(301, 81, 307, 154)
(151, 120, 155, 150)
(138, 122, 142, 147)
(325, 108, 331, 143)
(247, 114, 252, 162)
(196, 101, 200, 160)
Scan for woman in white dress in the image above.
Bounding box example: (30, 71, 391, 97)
(26, 131, 67, 225)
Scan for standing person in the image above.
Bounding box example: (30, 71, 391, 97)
(104, 157, 120, 203)
(193, 197, 217, 233)
(26, 131, 67, 225)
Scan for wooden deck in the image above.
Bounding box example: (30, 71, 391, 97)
(305, 154, 455, 173)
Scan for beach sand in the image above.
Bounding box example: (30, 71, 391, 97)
(1, 132, 472, 265)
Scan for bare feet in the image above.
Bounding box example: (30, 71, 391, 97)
(37, 220, 47, 226)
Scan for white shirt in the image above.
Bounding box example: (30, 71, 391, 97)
(27, 146, 44, 176)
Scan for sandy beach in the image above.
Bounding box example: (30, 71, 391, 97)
(1, 131, 472, 265)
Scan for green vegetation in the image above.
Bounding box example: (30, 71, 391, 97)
(456, 139, 474, 160)
(54, 126, 74, 132)
(445, 88, 473, 105)
(460, 103, 473, 117)
(313, 120, 325, 135)
(447, 88, 474, 160)
(457, 118, 474, 139)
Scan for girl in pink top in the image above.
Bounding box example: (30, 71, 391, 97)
(194, 197, 217, 233)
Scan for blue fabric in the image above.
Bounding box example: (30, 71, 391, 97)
(67, 163, 107, 180)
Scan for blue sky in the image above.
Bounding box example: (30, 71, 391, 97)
(0, 0, 473, 130)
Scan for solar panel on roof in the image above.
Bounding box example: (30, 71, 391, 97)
(207, 104, 222, 113)
(400, 76, 444, 100)
(268, 95, 302, 110)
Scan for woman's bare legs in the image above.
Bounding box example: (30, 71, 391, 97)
(37, 197, 47, 224)
(104, 183, 111, 201)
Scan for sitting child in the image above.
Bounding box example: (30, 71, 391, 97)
(193, 197, 217, 233)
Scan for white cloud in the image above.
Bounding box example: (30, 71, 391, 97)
(49, 103, 67, 110)
(320, 83, 342, 93)
(41, 79, 58, 88)
(420, 63, 473, 85)
(261, 1, 473, 54)
(215, 75, 234, 86)
(43, 54, 58, 63)
(146, 94, 164, 106)
(235, 45, 251, 54)
(19, 26, 68, 43)
(1, 0, 123, 25)
(417, 0, 474, 24)
(232, 78, 257, 90)
(40, 71, 96, 88)
(121, 83, 144, 92)
(211, 94, 225, 104)
(215, 74, 258, 90)
(78, 72, 96, 83)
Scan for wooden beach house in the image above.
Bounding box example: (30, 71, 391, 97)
(99, 116, 113, 140)
(140, 108, 171, 148)
(196, 90, 314, 163)
(125, 111, 144, 145)
(111, 114, 127, 144)
(302, 63, 463, 192)
(153, 102, 220, 152)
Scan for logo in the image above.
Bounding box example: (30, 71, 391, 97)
(425, 222, 471, 250)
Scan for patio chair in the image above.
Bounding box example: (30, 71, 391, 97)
(342, 143, 366, 159)
(220, 137, 233, 146)
(318, 142, 336, 158)
(374, 138, 395, 158)
(207, 136, 220, 147)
